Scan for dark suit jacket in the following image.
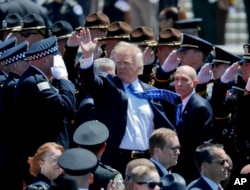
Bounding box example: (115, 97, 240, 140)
(172, 93, 214, 184)
(186, 177, 213, 190)
(80, 64, 175, 165)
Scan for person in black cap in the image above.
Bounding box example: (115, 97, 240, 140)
(0, 40, 29, 190)
(13, 35, 76, 187)
(175, 18, 202, 37)
(0, 13, 22, 41)
(209, 48, 250, 177)
(50, 20, 73, 54)
(161, 173, 186, 190)
(56, 148, 98, 189)
(0, 37, 17, 87)
(73, 120, 123, 190)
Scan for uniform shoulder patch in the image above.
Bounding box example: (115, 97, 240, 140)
(37, 81, 50, 91)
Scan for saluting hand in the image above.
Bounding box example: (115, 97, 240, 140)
(143, 47, 155, 65)
(197, 63, 213, 84)
(221, 62, 240, 83)
(76, 28, 97, 58)
(161, 50, 180, 72)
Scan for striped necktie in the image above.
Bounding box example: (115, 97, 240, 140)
(128, 84, 182, 125)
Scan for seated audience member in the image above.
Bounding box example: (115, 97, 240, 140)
(149, 128, 181, 177)
(24, 142, 65, 190)
(130, 165, 162, 190)
(161, 173, 186, 190)
(186, 143, 230, 190)
(73, 120, 123, 190)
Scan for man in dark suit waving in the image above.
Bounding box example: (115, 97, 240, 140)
(75, 28, 175, 176)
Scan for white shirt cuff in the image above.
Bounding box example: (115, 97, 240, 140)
(79, 54, 94, 69)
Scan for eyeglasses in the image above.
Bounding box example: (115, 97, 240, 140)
(165, 145, 181, 153)
(20, 32, 40, 38)
(42, 157, 58, 165)
(207, 159, 229, 166)
(124, 175, 131, 181)
(136, 181, 163, 189)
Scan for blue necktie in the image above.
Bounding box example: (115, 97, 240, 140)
(128, 84, 182, 125)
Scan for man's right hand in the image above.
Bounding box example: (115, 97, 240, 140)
(221, 62, 239, 83)
(162, 50, 180, 72)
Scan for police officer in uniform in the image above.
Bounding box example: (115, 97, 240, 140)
(42, 0, 85, 29)
(73, 120, 123, 190)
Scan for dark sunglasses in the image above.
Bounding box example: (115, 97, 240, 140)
(208, 159, 229, 165)
(165, 145, 181, 153)
(137, 181, 163, 189)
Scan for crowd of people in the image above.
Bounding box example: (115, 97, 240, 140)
(1, 0, 250, 190)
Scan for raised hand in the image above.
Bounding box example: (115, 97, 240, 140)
(197, 63, 213, 84)
(143, 47, 155, 65)
(221, 62, 240, 83)
(67, 31, 79, 47)
(76, 28, 97, 58)
(161, 50, 180, 72)
(51, 54, 68, 80)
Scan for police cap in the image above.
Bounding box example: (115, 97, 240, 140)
(175, 18, 202, 30)
(129, 26, 156, 46)
(13, 13, 46, 32)
(0, 13, 22, 31)
(25, 35, 58, 60)
(100, 21, 132, 41)
(84, 12, 110, 29)
(212, 46, 241, 65)
(161, 173, 186, 190)
(0, 41, 28, 65)
(0, 37, 17, 57)
(58, 148, 98, 176)
(73, 120, 109, 146)
(50, 21, 73, 40)
(156, 28, 181, 46)
(178, 33, 213, 55)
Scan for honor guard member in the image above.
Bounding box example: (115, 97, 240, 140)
(129, 26, 157, 84)
(11, 13, 48, 45)
(0, 40, 29, 190)
(14, 35, 76, 186)
(175, 18, 203, 37)
(42, 0, 85, 29)
(0, 13, 22, 41)
(73, 120, 123, 190)
(99, 21, 132, 58)
(151, 28, 182, 88)
(56, 148, 99, 189)
(0, 37, 17, 86)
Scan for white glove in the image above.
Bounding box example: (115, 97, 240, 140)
(51, 54, 68, 79)
(162, 50, 180, 72)
(221, 62, 239, 83)
(114, 0, 131, 12)
(197, 63, 213, 84)
(143, 47, 155, 65)
(245, 77, 250, 91)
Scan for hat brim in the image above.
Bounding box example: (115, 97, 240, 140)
(238, 59, 250, 65)
(177, 46, 192, 52)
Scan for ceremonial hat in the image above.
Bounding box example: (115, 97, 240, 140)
(156, 28, 181, 46)
(100, 21, 132, 41)
(0, 13, 22, 31)
(0, 41, 28, 65)
(73, 120, 109, 146)
(175, 18, 202, 30)
(129, 26, 156, 46)
(50, 21, 73, 40)
(0, 37, 17, 57)
(161, 173, 186, 190)
(13, 13, 46, 32)
(25, 35, 58, 60)
(240, 43, 250, 64)
(83, 12, 110, 29)
(58, 148, 98, 176)
(212, 46, 241, 65)
(178, 33, 213, 55)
